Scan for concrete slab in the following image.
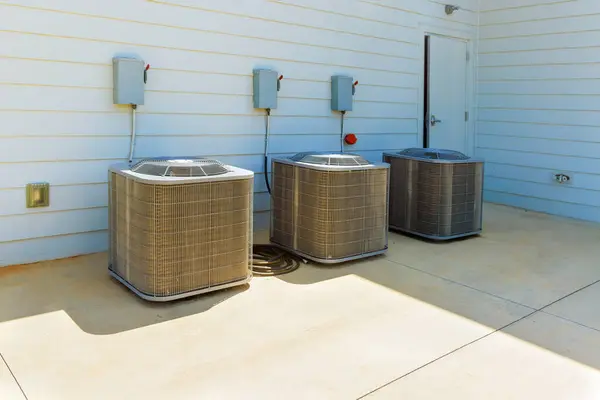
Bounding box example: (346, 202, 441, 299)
(0, 356, 24, 400)
(545, 282, 600, 331)
(386, 204, 600, 309)
(366, 312, 600, 400)
(0, 256, 529, 399)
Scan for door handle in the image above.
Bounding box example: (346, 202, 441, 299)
(430, 115, 442, 126)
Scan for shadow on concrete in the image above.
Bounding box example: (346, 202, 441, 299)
(275, 227, 600, 373)
(0, 252, 248, 335)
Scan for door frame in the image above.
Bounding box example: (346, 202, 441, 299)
(417, 23, 476, 156)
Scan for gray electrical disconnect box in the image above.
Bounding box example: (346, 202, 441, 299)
(253, 69, 278, 109)
(331, 75, 354, 112)
(113, 57, 145, 105)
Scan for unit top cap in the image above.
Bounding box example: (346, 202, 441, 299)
(397, 148, 470, 160)
(131, 157, 230, 177)
(289, 151, 371, 166)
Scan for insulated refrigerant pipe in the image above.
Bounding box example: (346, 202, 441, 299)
(263, 108, 272, 194)
(128, 104, 138, 164)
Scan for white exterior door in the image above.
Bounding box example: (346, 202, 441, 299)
(427, 35, 468, 153)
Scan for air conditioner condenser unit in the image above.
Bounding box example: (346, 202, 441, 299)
(383, 148, 484, 240)
(108, 157, 254, 301)
(270, 152, 389, 263)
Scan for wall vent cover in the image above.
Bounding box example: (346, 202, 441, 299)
(383, 148, 484, 241)
(108, 157, 254, 301)
(271, 152, 389, 263)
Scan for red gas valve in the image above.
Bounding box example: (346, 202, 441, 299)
(344, 134, 357, 145)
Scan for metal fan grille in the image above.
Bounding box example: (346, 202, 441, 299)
(109, 172, 252, 297)
(289, 152, 370, 166)
(385, 154, 483, 239)
(131, 157, 229, 177)
(398, 148, 470, 161)
(271, 162, 388, 261)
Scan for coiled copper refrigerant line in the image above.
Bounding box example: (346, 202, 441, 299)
(251, 244, 303, 276)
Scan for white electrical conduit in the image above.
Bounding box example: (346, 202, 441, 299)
(340, 111, 346, 153)
(128, 104, 138, 164)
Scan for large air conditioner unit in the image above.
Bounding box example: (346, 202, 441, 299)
(108, 157, 254, 301)
(271, 152, 389, 263)
(383, 148, 484, 240)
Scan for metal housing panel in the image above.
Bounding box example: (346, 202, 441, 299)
(271, 153, 389, 263)
(384, 151, 484, 240)
(108, 162, 254, 301)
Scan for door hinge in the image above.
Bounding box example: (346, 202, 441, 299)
(465, 111, 469, 121)
(466, 51, 470, 61)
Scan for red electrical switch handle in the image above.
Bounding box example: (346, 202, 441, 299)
(144, 64, 150, 84)
(344, 134, 358, 145)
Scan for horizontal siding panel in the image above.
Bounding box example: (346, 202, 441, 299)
(478, 108, 600, 127)
(479, 48, 600, 68)
(480, 0, 567, 13)
(0, 86, 418, 119)
(1, 6, 418, 74)
(0, 208, 108, 242)
(480, 0, 598, 25)
(479, 31, 600, 53)
(478, 80, 600, 96)
(355, 0, 477, 25)
(0, 231, 108, 267)
(0, 32, 418, 87)
(2, 0, 415, 57)
(485, 176, 600, 207)
(3, 134, 375, 162)
(477, 121, 600, 142)
(0, 184, 107, 217)
(152, 0, 421, 42)
(480, 9, 594, 35)
(484, 191, 600, 224)
(478, 135, 600, 159)
(485, 162, 600, 192)
(476, 148, 600, 175)
(0, 136, 266, 162)
(478, 94, 600, 111)
(478, 65, 600, 81)
(0, 112, 417, 137)
(1, 57, 419, 101)
(254, 211, 270, 232)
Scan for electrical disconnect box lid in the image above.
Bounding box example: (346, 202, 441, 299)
(331, 75, 353, 112)
(253, 69, 278, 109)
(112, 57, 145, 105)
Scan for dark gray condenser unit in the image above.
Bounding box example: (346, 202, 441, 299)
(271, 152, 389, 263)
(383, 148, 484, 240)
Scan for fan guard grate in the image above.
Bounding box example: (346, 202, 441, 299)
(131, 157, 229, 177)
